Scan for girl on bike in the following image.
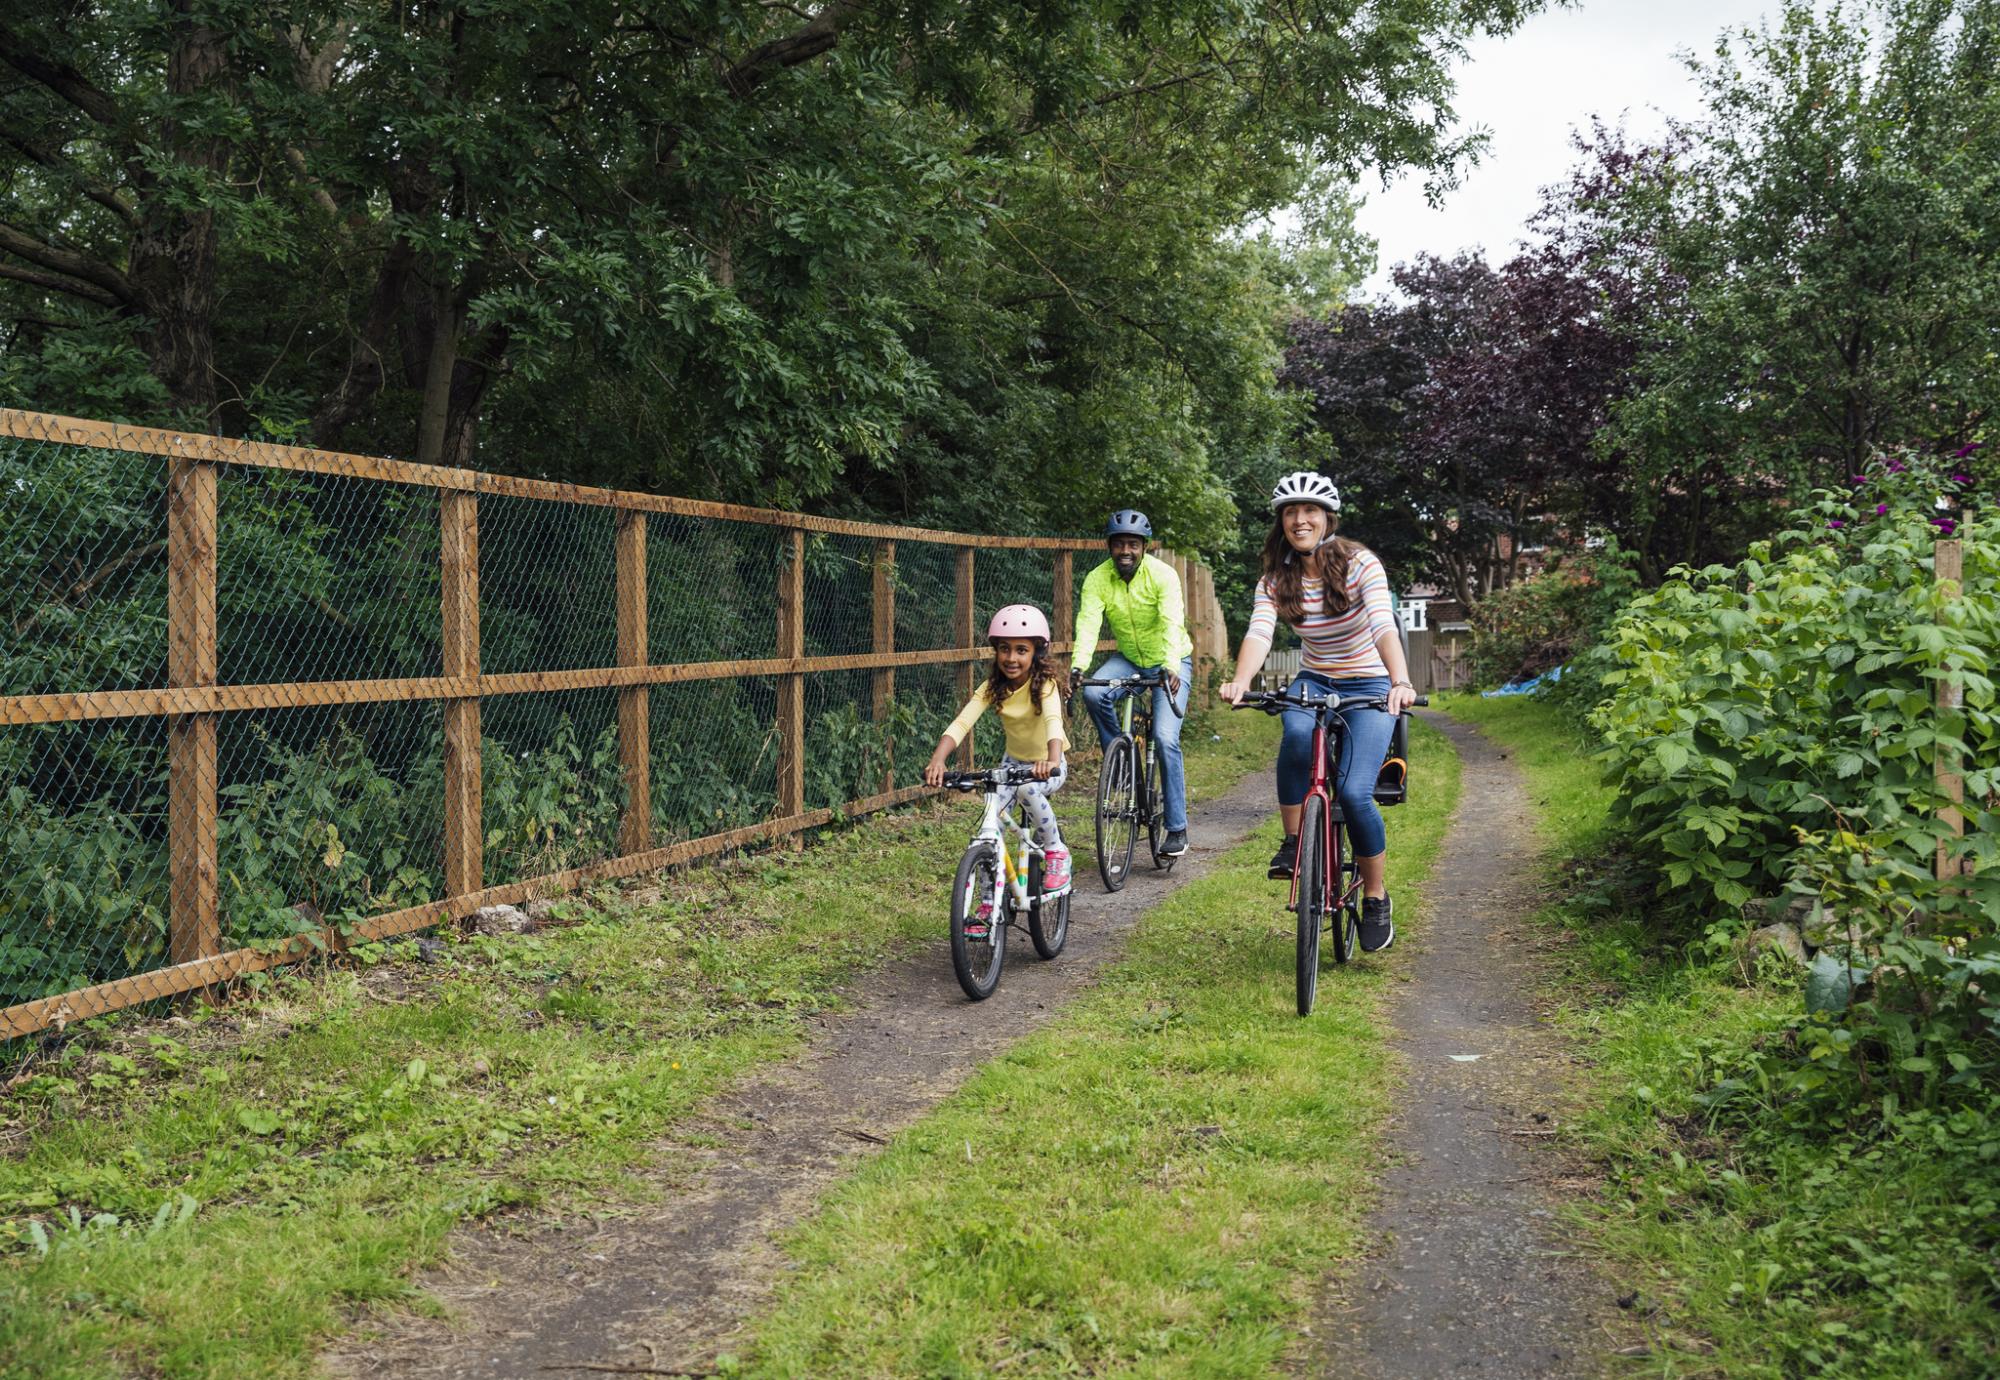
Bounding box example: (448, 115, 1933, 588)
(923, 604, 1073, 891)
(1217, 472, 1417, 953)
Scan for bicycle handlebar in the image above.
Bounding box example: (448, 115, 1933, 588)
(1073, 671, 1185, 720)
(1228, 689, 1427, 716)
(941, 765, 1041, 792)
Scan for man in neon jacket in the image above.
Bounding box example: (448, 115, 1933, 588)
(1071, 509, 1193, 856)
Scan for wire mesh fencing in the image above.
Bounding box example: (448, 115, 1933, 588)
(0, 407, 1230, 1042)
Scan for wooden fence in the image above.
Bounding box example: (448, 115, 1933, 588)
(0, 408, 1230, 1040)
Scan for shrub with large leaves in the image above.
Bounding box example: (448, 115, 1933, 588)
(1592, 450, 1998, 939)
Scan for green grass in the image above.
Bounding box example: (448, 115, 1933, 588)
(1437, 693, 2000, 1379)
(733, 718, 1463, 1377)
(0, 708, 1268, 1380)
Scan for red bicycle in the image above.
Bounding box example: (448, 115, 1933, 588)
(1233, 685, 1424, 1015)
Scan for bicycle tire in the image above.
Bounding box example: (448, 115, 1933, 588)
(950, 844, 1006, 1000)
(1096, 736, 1138, 891)
(1330, 842, 1359, 965)
(1145, 736, 1176, 872)
(1295, 795, 1326, 1016)
(1028, 857, 1070, 959)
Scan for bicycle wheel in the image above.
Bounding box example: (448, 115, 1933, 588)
(1294, 795, 1326, 1016)
(1096, 736, 1138, 891)
(1146, 737, 1176, 872)
(950, 844, 1007, 1000)
(1028, 851, 1070, 958)
(1329, 830, 1359, 965)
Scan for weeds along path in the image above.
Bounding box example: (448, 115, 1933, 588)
(1315, 713, 1618, 1378)
(321, 770, 1277, 1379)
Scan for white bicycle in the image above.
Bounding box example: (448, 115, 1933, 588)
(941, 764, 1072, 1000)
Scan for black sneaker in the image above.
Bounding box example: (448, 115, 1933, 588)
(1267, 835, 1298, 879)
(1360, 894, 1395, 953)
(1162, 829, 1189, 857)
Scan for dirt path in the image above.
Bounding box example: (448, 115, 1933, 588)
(321, 770, 1276, 1379)
(1315, 713, 1616, 1377)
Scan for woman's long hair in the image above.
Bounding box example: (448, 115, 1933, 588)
(1260, 512, 1364, 623)
(985, 638, 1066, 715)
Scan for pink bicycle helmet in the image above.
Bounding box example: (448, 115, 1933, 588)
(987, 603, 1052, 642)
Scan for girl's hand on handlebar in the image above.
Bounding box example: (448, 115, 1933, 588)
(1218, 680, 1248, 704)
(923, 759, 947, 788)
(1387, 683, 1417, 715)
(1033, 756, 1056, 781)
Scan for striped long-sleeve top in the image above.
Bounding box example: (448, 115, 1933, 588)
(1247, 547, 1397, 678)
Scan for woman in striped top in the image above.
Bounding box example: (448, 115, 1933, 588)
(1219, 471, 1416, 953)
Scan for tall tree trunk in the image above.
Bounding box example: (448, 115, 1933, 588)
(128, 2, 226, 417)
(415, 281, 461, 468)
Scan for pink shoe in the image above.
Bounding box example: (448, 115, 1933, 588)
(965, 898, 994, 938)
(1043, 846, 1071, 892)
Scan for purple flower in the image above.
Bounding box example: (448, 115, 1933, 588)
(1849, 474, 1868, 485)
(1827, 519, 1846, 529)
(1952, 442, 1984, 459)
(1876, 503, 1889, 515)
(1887, 459, 1908, 472)
(1932, 516, 1957, 535)
(1951, 473, 1973, 485)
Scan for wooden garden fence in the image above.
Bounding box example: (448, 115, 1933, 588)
(0, 408, 1230, 1041)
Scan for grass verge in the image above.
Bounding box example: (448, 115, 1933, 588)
(733, 717, 1462, 1377)
(0, 706, 1264, 1380)
(1437, 693, 2000, 1379)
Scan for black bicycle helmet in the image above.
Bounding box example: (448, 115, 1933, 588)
(1105, 509, 1153, 539)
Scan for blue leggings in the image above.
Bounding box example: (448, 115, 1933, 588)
(1276, 672, 1392, 857)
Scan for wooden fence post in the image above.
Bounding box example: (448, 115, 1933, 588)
(440, 489, 482, 898)
(1937, 535, 1965, 884)
(778, 527, 806, 834)
(872, 540, 896, 793)
(167, 458, 220, 966)
(616, 509, 651, 855)
(955, 547, 976, 768)
(1053, 550, 1074, 649)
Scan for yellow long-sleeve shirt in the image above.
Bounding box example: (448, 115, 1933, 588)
(943, 678, 1069, 762)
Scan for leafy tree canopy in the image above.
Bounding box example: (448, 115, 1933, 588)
(0, 0, 1542, 554)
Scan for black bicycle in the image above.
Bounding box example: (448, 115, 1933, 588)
(1078, 671, 1185, 891)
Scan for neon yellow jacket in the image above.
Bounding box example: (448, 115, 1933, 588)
(1071, 554, 1193, 672)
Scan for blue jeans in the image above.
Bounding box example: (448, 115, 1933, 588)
(1276, 671, 1392, 857)
(1080, 653, 1192, 832)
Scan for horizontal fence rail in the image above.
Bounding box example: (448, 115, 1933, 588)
(0, 407, 1229, 1040)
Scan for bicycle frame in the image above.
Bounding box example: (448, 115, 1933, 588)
(968, 782, 1046, 912)
(1292, 706, 1363, 919)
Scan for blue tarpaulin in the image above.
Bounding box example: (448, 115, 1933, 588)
(1482, 664, 1565, 697)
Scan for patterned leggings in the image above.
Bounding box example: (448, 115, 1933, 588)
(997, 755, 1068, 849)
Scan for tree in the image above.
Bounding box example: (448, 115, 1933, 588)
(1, 0, 1546, 554)
(1585, 0, 2000, 572)
(1278, 244, 1636, 604)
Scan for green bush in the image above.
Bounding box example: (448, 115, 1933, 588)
(1591, 449, 1999, 1104)
(1468, 540, 1638, 689)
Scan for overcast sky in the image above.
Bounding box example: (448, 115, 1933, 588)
(1350, 0, 1774, 298)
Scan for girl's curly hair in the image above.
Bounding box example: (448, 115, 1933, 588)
(984, 637, 1067, 715)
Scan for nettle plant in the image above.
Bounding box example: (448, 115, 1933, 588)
(1592, 447, 1998, 946)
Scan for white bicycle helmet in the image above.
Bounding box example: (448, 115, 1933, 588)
(1269, 470, 1341, 514)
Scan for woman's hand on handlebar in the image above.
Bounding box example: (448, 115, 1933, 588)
(1387, 683, 1418, 715)
(1218, 679, 1250, 705)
